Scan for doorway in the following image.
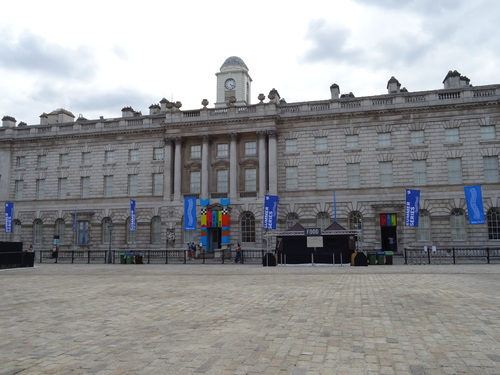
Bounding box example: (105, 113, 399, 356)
(207, 228, 221, 253)
(380, 214, 397, 252)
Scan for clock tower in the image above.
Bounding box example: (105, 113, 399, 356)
(215, 56, 252, 108)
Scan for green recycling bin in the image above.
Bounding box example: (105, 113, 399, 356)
(385, 251, 394, 265)
(126, 253, 133, 264)
(368, 253, 377, 265)
(119, 253, 126, 264)
(376, 251, 385, 265)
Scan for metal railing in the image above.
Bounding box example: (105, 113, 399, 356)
(404, 247, 500, 265)
(38, 249, 270, 265)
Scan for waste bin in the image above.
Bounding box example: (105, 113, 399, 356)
(368, 253, 377, 265)
(263, 253, 276, 266)
(376, 251, 385, 265)
(385, 251, 394, 265)
(125, 253, 133, 264)
(135, 254, 143, 264)
(119, 253, 126, 264)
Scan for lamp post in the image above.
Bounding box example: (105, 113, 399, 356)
(107, 223, 113, 264)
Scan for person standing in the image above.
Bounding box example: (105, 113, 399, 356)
(234, 243, 242, 263)
(52, 245, 59, 263)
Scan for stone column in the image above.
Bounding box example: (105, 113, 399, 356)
(268, 130, 278, 196)
(173, 137, 182, 201)
(229, 132, 238, 199)
(257, 131, 267, 197)
(201, 135, 210, 199)
(164, 138, 173, 201)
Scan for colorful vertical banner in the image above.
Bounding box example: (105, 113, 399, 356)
(199, 198, 210, 246)
(221, 198, 231, 245)
(380, 214, 397, 227)
(263, 195, 279, 229)
(184, 197, 196, 230)
(130, 200, 136, 231)
(464, 185, 485, 224)
(5, 202, 13, 233)
(405, 189, 420, 227)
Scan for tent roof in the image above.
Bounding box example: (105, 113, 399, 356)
(286, 222, 305, 232)
(324, 222, 347, 231)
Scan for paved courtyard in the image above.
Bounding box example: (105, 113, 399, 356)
(2, 263, 500, 375)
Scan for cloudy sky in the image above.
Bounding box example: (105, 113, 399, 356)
(1, 0, 499, 125)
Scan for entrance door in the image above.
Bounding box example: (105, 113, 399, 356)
(380, 214, 397, 252)
(207, 228, 221, 253)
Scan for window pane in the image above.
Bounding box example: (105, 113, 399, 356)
(285, 139, 297, 153)
(413, 160, 427, 186)
(153, 148, 164, 160)
(378, 133, 391, 147)
(240, 213, 255, 242)
(487, 208, 500, 240)
(153, 173, 163, 196)
(379, 162, 393, 187)
(36, 179, 45, 200)
(416, 211, 430, 241)
(190, 145, 201, 159)
(347, 163, 360, 188)
(348, 212, 363, 230)
(244, 141, 256, 155)
(190, 171, 200, 193)
(105, 151, 115, 163)
(286, 166, 298, 190)
(217, 143, 228, 157)
(316, 165, 328, 189)
(58, 178, 67, 199)
(450, 209, 466, 241)
(128, 174, 138, 196)
(484, 156, 499, 183)
(447, 158, 462, 184)
(286, 213, 299, 229)
(481, 126, 495, 140)
(346, 135, 359, 149)
(15, 180, 24, 200)
(151, 216, 161, 244)
(217, 170, 229, 192)
(244, 169, 256, 192)
(411, 130, 424, 146)
(81, 177, 90, 198)
(445, 128, 459, 143)
(104, 176, 113, 197)
(315, 137, 328, 151)
(316, 212, 331, 230)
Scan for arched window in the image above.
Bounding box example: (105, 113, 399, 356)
(55, 219, 65, 244)
(316, 212, 331, 230)
(286, 213, 299, 229)
(416, 210, 430, 241)
(151, 216, 161, 244)
(348, 211, 363, 230)
(126, 217, 136, 244)
(240, 212, 255, 243)
(102, 218, 112, 243)
(450, 209, 466, 241)
(487, 208, 500, 240)
(33, 219, 43, 245)
(13, 220, 22, 242)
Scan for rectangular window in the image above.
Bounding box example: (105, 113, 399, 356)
(15, 180, 24, 200)
(346, 135, 359, 149)
(286, 166, 298, 190)
(81, 176, 90, 198)
(217, 169, 229, 192)
(81, 152, 91, 165)
(59, 153, 69, 166)
(153, 173, 163, 196)
(484, 156, 499, 183)
(315, 137, 328, 151)
(36, 179, 45, 200)
(244, 168, 256, 192)
(217, 143, 229, 158)
(129, 149, 139, 162)
(244, 141, 257, 156)
(315, 165, 329, 189)
(105, 150, 115, 163)
(445, 128, 460, 143)
(189, 171, 201, 193)
(16, 156, 26, 168)
(447, 158, 462, 184)
(128, 174, 138, 196)
(104, 176, 114, 197)
(378, 133, 391, 147)
(481, 125, 496, 140)
(379, 161, 393, 187)
(285, 139, 297, 153)
(347, 163, 360, 188)
(37, 155, 47, 168)
(413, 160, 427, 186)
(153, 147, 164, 161)
(190, 145, 201, 159)
(58, 178, 67, 199)
(410, 130, 424, 146)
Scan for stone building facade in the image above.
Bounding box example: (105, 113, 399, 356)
(1, 57, 500, 253)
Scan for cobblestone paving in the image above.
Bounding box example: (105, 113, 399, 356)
(2, 263, 500, 375)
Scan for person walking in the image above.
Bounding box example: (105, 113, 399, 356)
(234, 243, 242, 263)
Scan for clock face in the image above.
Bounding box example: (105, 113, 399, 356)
(225, 78, 236, 90)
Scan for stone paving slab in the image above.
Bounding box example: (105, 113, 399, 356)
(2, 263, 500, 375)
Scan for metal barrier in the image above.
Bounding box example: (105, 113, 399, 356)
(404, 248, 500, 265)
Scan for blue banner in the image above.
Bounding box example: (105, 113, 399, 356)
(184, 197, 197, 230)
(263, 195, 278, 230)
(73, 209, 77, 232)
(464, 185, 485, 224)
(5, 202, 13, 233)
(130, 200, 136, 231)
(405, 189, 420, 227)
